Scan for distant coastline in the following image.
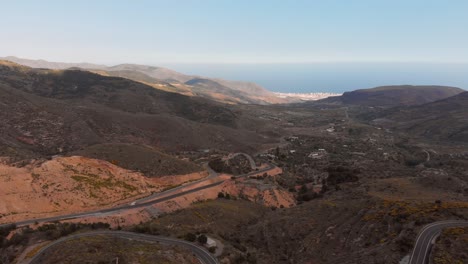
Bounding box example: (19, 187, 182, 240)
(165, 63, 468, 94)
(274, 92, 342, 101)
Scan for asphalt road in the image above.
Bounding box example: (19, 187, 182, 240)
(409, 220, 468, 264)
(0, 156, 274, 228)
(133, 162, 218, 204)
(1, 154, 274, 263)
(28, 231, 218, 264)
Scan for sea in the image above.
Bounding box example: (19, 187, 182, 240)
(164, 62, 468, 93)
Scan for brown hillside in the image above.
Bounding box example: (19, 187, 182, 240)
(0, 60, 275, 163)
(377, 92, 468, 143)
(322, 85, 464, 107)
(71, 143, 202, 177)
(2, 56, 288, 105)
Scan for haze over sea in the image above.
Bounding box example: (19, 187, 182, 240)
(165, 62, 468, 93)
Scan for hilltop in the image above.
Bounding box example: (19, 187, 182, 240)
(1, 56, 107, 70)
(320, 85, 464, 107)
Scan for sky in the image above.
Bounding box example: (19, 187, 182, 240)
(2, 0, 468, 64)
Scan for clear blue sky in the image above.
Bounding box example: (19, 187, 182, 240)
(1, 0, 468, 64)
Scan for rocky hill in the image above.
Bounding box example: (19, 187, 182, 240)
(321, 85, 464, 107)
(375, 91, 468, 143)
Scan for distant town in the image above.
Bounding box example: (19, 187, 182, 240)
(274, 92, 342, 101)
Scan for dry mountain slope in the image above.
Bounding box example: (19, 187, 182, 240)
(0, 60, 274, 164)
(184, 78, 258, 104)
(321, 85, 464, 107)
(377, 91, 468, 143)
(106, 63, 193, 83)
(2, 56, 286, 105)
(70, 143, 202, 177)
(86, 63, 288, 104)
(86, 68, 194, 96)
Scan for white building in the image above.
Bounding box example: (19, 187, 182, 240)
(206, 237, 217, 248)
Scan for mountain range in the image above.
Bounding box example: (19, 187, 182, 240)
(1, 56, 288, 105)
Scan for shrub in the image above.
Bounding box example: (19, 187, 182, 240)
(0, 224, 16, 237)
(405, 159, 422, 167)
(197, 234, 208, 244)
(8, 233, 28, 246)
(185, 232, 197, 242)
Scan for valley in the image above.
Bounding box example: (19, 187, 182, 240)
(0, 59, 467, 264)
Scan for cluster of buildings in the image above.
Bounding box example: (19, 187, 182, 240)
(274, 92, 342, 101)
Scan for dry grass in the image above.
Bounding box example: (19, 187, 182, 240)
(432, 227, 468, 264)
(367, 177, 459, 201)
(132, 199, 268, 238)
(24, 242, 51, 259)
(362, 199, 468, 222)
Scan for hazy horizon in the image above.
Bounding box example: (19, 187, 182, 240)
(2, 1, 468, 64)
(163, 62, 468, 93)
(3, 55, 468, 93)
(3, 0, 468, 93)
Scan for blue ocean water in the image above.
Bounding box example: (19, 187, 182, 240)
(165, 63, 468, 93)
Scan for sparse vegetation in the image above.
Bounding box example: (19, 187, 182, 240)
(35, 234, 197, 264)
(432, 227, 468, 264)
(71, 174, 137, 192)
(0, 222, 111, 263)
(208, 155, 252, 175)
(184, 232, 197, 242)
(71, 143, 203, 177)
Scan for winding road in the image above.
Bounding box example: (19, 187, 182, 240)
(0, 155, 273, 228)
(0, 154, 275, 263)
(6, 153, 468, 264)
(409, 220, 468, 264)
(29, 231, 218, 264)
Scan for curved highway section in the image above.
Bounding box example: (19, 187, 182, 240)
(409, 220, 468, 264)
(29, 231, 218, 264)
(0, 154, 274, 263)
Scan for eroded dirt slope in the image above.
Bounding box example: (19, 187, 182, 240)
(0, 156, 206, 224)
